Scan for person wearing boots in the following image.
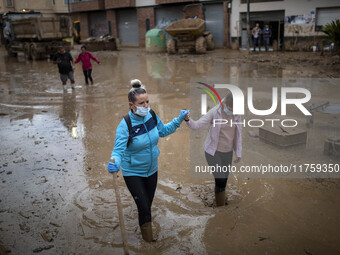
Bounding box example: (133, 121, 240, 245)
(75, 45, 100, 85)
(262, 25, 272, 52)
(53, 45, 75, 91)
(252, 23, 262, 52)
(107, 79, 190, 242)
(185, 92, 242, 206)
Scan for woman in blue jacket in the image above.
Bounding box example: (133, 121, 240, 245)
(108, 79, 190, 242)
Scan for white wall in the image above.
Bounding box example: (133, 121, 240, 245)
(230, 0, 340, 38)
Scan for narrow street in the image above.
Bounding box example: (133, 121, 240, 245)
(0, 47, 340, 254)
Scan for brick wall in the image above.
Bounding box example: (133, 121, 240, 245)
(137, 7, 155, 47)
(80, 12, 90, 38)
(156, 0, 192, 4)
(106, 10, 118, 38)
(105, 0, 135, 9)
(71, 0, 105, 12)
(71, 13, 81, 22)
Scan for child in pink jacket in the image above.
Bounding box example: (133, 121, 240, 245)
(75, 45, 100, 85)
(185, 92, 242, 207)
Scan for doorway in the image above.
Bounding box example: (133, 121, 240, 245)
(240, 10, 284, 50)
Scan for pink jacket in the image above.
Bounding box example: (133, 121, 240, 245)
(75, 51, 100, 70)
(186, 104, 242, 158)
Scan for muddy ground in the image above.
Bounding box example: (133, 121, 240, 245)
(0, 47, 339, 254)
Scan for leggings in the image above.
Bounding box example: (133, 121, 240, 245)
(123, 171, 158, 226)
(205, 151, 233, 193)
(83, 68, 93, 84)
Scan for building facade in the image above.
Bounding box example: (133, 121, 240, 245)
(70, 0, 231, 47)
(231, 0, 340, 51)
(0, 0, 69, 16)
(1, 0, 338, 50)
(0, 0, 69, 45)
(70, 0, 339, 50)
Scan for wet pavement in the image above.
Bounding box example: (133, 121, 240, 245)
(0, 47, 340, 254)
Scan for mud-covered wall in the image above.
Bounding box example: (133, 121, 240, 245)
(284, 35, 329, 51)
(283, 24, 327, 51)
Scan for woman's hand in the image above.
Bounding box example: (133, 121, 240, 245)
(108, 158, 119, 173)
(179, 110, 190, 121)
(184, 112, 190, 121)
(234, 157, 241, 163)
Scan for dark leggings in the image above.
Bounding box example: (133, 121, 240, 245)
(205, 151, 233, 193)
(83, 68, 93, 84)
(123, 171, 158, 226)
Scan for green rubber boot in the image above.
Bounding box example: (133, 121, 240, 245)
(140, 222, 153, 242)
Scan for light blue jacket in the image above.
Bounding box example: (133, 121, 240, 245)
(111, 110, 182, 177)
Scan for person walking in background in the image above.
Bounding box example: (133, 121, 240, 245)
(185, 93, 242, 207)
(108, 79, 190, 242)
(262, 25, 272, 52)
(252, 23, 262, 52)
(75, 45, 100, 85)
(53, 46, 75, 91)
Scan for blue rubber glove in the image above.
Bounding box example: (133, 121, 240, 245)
(108, 161, 119, 173)
(178, 110, 190, 121)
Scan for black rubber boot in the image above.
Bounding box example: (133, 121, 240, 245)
(215, 191, 226, 207)
(140, 222, 153, 242)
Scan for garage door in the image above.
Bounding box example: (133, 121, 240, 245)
(155, 5, 184, 41)
(155, 5, 183, 29)
(205, 3, 224, 47)
(89, 11, 108, 37)
(117, 9, 139, 46)
(316, 8, 340, 27)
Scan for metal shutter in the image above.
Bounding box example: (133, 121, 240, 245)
(89, 11, 108, 37)
(155, 5, 183, 42)
(117, 9, 139, 46)
(205, 3, 224, 47)
(317, 8, 340, 26)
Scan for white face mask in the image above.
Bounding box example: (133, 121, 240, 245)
(224, 106, 233, 116)
(134, 106, 150, 117)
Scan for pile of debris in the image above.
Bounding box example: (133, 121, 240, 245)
(80, 36, 118, 51)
